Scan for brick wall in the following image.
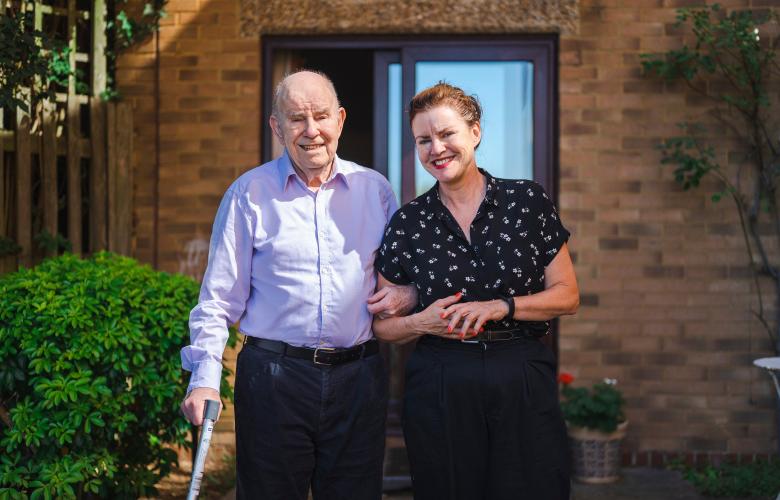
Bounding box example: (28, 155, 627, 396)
(117, 0, 260, 438)
(117, 0, 777, 457)
(557, 0, 777, 456)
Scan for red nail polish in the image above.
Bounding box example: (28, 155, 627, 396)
(455, 292, 462, 298)
(440, 313, 446, 319)
(479, 327, 484, 333)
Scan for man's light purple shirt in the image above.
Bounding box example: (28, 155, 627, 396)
(181, 151, 398, 393)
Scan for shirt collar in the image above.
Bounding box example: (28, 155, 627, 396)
(428, 168, 501, 218)
(277, 149, 350, 190)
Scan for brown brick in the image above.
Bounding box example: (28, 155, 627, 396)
(599, 237, 639, 250)
(686, 437, 728, 452)
(642, 265, 684, 278)
(221, 70, 259, 81)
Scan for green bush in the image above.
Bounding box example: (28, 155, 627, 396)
(0, 252, 235, 499)
(671, 458, 780, 497)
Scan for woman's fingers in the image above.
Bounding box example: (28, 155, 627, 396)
(446, 309, 464, 334)
(435, 292, 462, 314)
(471, 317, 488, 337)
(458, 312, 477, 337)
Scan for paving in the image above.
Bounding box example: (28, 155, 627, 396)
(219, 467, 776, 499)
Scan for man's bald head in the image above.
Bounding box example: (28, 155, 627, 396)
(271, 70, 340, 119)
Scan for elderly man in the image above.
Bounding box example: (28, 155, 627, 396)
(180, 70, 413, 500)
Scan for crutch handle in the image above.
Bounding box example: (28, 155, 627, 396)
(203, 399, 220, 422)
(186, 399, 220, 500)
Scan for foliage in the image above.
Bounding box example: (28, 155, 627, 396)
(33, 230, 72, 255)
(103, 1, 168, 101)
(641, 4, 780, 352)
(0, 9, 61, 113)
(670, 458, 780, 497)
(558, 373, 625, 433)
(0, 1, 167, 110)
(0, 252, 236, 499)
(0, 238, 21, 258)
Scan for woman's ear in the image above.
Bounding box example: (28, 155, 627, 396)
(471, 122, 482, 147)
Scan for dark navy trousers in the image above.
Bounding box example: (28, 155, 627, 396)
(234, 341, 388, 500)
(403, 336, 571, 500)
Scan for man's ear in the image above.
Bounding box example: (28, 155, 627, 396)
(337, 107, 346, 135)
(269, 114, 283, 142)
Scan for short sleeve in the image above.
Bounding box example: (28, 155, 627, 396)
(374, 209, 413, 285)
(526, 182, 570, 267)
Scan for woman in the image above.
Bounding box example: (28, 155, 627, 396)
(373, 83, 579, 500)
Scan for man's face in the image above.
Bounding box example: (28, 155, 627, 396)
(269, 74, 346, 176)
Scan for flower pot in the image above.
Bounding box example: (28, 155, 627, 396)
(567, 420, 628, 484)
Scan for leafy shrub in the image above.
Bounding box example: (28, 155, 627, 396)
(558, 373, 625, 433)
(672, 458, 780, 497)
(0, 252, 235, 499)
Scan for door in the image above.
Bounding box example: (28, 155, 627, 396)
(262, 34, 560, 458)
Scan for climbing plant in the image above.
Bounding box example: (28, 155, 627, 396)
(0, 1, 168, 110)
(641, 4, 780, 353)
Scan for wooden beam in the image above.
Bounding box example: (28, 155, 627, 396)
(0, 135, 5, 241)
(16, 108, 31, 267)
(106, 102, 117, 253)
(91, 0, 107, 98)
(67, 0, 81, 255)
(90, 99, 107, 252)
(41, 100, 58, 256)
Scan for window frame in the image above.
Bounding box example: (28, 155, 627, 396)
(261, 35, 559, 201)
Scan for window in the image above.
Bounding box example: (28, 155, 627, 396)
(262, 37, 558, 203)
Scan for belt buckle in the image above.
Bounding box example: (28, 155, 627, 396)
(313, 346, 336, 365)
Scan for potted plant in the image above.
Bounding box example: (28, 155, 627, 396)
(558, 373, 627, 484)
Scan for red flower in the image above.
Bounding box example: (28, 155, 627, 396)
(557, 372, 574, 385)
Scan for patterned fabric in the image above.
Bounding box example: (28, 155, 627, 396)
(375, 169, 568, 335)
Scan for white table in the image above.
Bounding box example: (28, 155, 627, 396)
(754, 357, 780, 399)
(754, 357, 780, 474)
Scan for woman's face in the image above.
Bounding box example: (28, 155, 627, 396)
(411, 105, 481, 185)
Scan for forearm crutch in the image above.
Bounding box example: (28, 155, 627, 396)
(186, 399, 220, 500)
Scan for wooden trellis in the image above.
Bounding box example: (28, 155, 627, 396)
(0, 0, 133, 271)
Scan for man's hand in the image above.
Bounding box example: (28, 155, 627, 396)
(367, 284, 418, 319)
(180, 387, 222, 426)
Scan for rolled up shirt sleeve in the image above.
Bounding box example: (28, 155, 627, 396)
(181, 186, 254, 394)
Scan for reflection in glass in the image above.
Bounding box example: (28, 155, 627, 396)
(413, 61, 534, 196)
(387, 63, 402, 201)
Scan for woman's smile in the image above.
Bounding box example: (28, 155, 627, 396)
(432, 156, 455, 169)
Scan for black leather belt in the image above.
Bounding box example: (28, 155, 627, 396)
(461, 328, 539, 343)
(243, 337, 378, 366)
(423, 328, 541, 345)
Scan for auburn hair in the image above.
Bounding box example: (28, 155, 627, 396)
(408, 82, 482, 128)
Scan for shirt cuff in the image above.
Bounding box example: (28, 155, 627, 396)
(184, 360, 223, 395)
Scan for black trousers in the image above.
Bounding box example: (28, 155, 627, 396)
(234, 341, 388, 500)
(403, 336, 571, 500)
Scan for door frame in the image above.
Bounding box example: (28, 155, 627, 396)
(261, 34, 562, 357)
(261, 35, 559, 197)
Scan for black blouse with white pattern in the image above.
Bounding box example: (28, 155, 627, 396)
(375, 169, 569, 336)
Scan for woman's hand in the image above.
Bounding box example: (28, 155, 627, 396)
(442, 299, 510, 338)
(407, 292, 475, 340)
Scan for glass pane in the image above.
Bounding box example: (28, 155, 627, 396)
(414, 61, 534, 196)
(387, 63, 402, 202)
